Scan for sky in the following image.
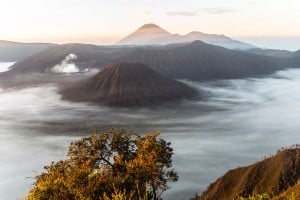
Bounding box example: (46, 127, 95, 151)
(0, 0, 300, 50)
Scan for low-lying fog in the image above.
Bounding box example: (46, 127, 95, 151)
(1, 68, 300, 200)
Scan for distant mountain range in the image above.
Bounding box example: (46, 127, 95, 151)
(245, 48, 294, 58)
(0, 25, 299, 106)
(2, 40, 298, 90)
(0, 40, 56, 61)
(1, 24, 299, 65)
(6, 41, 292, 82)
(116, 23, 256, 50)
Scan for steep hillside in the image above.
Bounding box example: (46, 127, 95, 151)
(275, 181, 300, 199)
(200, 148, 300, 200)
(61, 62, 198, 106)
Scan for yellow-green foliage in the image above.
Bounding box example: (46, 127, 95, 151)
(237, 192, 298, 200)
(26, 129, 178, 200)
(274, 180, 300, 200)
(237, 193, 270, 200)
(102, 184, 149, 200)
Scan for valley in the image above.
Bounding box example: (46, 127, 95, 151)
(1, 68, 300, 199)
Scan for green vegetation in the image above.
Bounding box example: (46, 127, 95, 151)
(237, 193, 270, 200)
(191, 192, 299, 200)
(26, 129, 178, 200)
(237, 192, 299, 200)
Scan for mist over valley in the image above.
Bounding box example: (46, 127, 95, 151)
(1, 66, 300, 199)
(1, 6, 300, 198)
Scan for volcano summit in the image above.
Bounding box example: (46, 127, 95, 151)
(61, 62, 198, 107)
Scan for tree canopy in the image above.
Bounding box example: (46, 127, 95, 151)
(26, 129, 178, 200)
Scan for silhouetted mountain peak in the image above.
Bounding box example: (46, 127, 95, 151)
(139, 23, 163, 29)
(116, 24, 172, 45)
(135, 23, 170, 33)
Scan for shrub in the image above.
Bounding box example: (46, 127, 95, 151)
(27, 129, 178, 200)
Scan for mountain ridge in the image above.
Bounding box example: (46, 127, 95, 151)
(116, 23, 256, 50)
(1, 41, 294, 88)
(0, 40, 56, 61)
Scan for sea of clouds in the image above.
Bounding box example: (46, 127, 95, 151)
(1, 68, 300, 199)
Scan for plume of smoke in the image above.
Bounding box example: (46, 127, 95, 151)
(51, 53, 80, 73)
(0, 62, 16, 73)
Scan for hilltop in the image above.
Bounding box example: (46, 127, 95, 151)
(199, 147, 300, 200)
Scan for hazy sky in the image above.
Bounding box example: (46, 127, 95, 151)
(0, 0, 299, 49)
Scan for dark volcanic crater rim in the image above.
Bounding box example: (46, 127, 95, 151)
(60, 62, 199, 107)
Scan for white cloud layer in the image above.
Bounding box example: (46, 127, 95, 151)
(2, 68, 300, 199)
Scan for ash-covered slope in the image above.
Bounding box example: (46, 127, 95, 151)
(61, 62, 198, 106)
(0, 40, 55, 61)
(120, 41, 286, 80)
(200, 148, 300, 200)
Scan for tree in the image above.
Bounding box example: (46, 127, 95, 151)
(27, 129, 178, 200)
